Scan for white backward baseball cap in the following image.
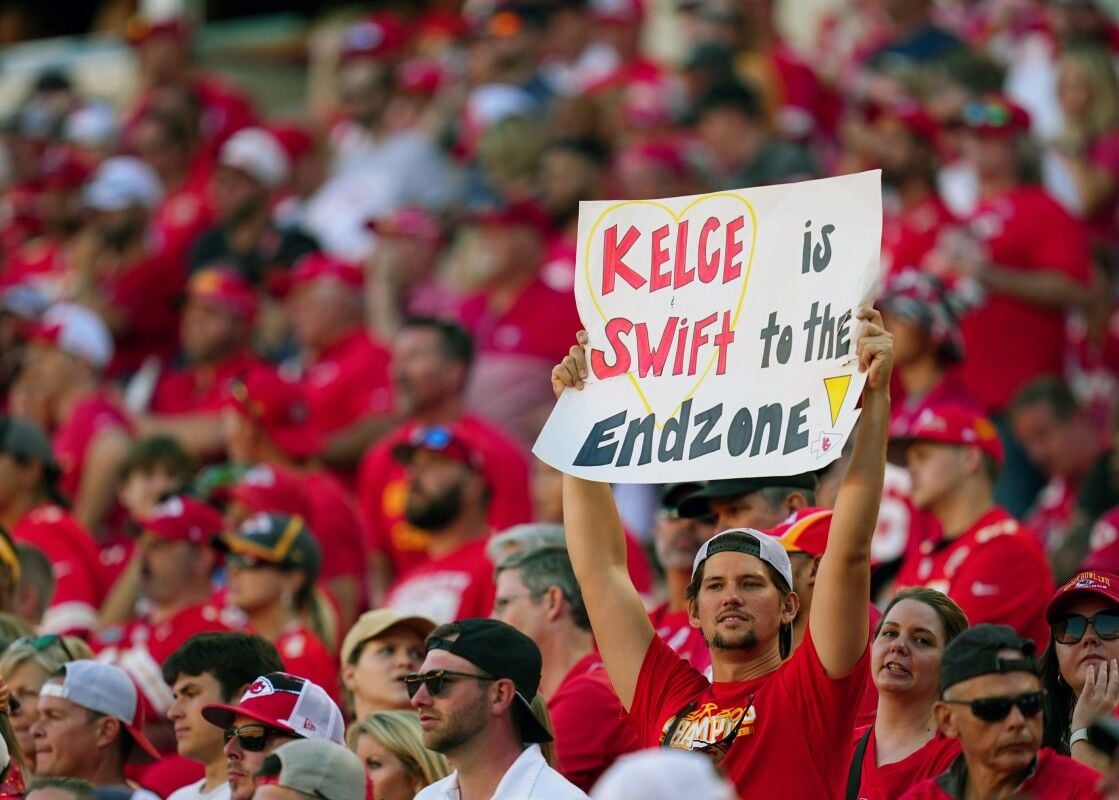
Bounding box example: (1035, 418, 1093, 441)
(219, 127, 291, 188)
(29, 302, 114, 369)
(84, 155, 163, 212)
(691, 528, 794, 592)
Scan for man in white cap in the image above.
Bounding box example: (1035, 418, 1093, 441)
(189, 128, 318, 286)
(31, 660, 161, 788)
(253, 739, 366, 800)
(16, 303, 134, 538)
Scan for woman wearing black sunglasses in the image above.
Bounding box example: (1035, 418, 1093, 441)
(1040, 570, 1119, 769)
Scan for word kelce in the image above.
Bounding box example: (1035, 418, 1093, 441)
(573, 397, 810, 468)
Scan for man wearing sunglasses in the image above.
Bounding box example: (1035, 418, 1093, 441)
(903, 624, 1103, 799)
(200, 672, 345, 800)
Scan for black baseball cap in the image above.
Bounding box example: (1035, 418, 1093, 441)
(660, 482, 703, 515)
(677, 474, 819, 519)
(0, 416, 64, 504)
(940, 624, 1038, 693)
(217, 513, 322, 581)
(425, 618, 551, 744)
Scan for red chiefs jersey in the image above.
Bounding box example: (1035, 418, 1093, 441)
(302, 469, 367, 584)
(627, 629, 868, 799)
(357, 415, 532, 578)
(52, 391, 133, 512)
(881, 195, 956, 277)
(648, 605, 711, 674)
(899, 747, 1104, 799)
(150, 351, 266, 415)
(852, 727, 960, 800)
(12, 504, 106, 636)
(957, 185, 1093, 412)
(384, 539, 496, 625)
(304, 328, 394, 436)
(894, 508, 1053, 647)
(549, 653, 642, 791)
(1082, 507, 1119, 574)
(153, 164, 214, 264)
(1025, 477, 1078, 558)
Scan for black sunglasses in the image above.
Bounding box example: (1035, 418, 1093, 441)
(222, 723, 290, 752)
(1053, 612, 1119, 645)
(403, 669, 495, 699)
(661, 694, 754, 766)
(943, 691, 1045, 723)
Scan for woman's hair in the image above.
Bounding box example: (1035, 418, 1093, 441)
(875, 588, 970, 645)
(1061, 45, 1119, 142)
(346, 711, 451, 789)
(528, 693, 555, 766)
(1040, 630, 1075, 753)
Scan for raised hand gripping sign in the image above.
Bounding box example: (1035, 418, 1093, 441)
(533, 170, 883, 483)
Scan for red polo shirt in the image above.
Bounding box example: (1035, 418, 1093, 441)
(900, 747, 1104, 799)
(305, 328, 394, 436)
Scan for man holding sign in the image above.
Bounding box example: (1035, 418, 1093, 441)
(550, 309, 891, 797)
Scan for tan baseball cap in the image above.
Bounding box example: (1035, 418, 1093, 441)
(340, 609, 436, 665)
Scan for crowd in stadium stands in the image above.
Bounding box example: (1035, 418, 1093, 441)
(0, 0, 1119, 796)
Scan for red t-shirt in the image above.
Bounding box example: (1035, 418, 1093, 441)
(894, 508, 1053, 647)
(648, 605, 711, 674)
(899, 747, 1104, 799)
(11, 503, 105, 636)
(957, 186, 1093, 412)
(1082, 506, 1119, 574)
(0, 236, 67, 290)
(150, 351, 266, 414)
(882, 196, 957, 277)
(303, 469, 368, 583)
(627, 629, 868, 799)
(100, 247, 187, 376)
(153, 166, 214, 264)
(95, 602, 232, 730)
(549, 654, 643, 792)
(384, 539, 496, 624)
(357, 415, 532, 578)
(852, 727, 959, 800)
(305, 328, 394, 436)
(275, 624, 341, 706)
(1025, 477, 1078, 558)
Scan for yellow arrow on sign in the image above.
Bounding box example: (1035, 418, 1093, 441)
(823, 375, 852, 426)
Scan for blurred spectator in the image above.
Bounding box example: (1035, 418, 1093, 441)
(141, 268, 264, 461)
(540, 3, 620, 99)
(0, 635, 93, 774)
(253, 739, 365, 800)
(678, 474, 818, 530)
(590, 748, 735, 800)
(0, 416, 105, 635)
(282, 253, 393, 471)
(694, 80, 817, 191)
(26, 777, 96, 800)
(94, 494, 230, 734)
(894, 406, 1053, 646)
(345, 711, 450, 799)
(407, 619, 584, 800)
(493, 547, 641, 791)
(459, 202, 581, 448)
(190, 129, 318, 286)
(536, 138, 609, 245)
(269, 124, 326, 237)
(1009, 378, 1107, 576)
(12, 542, 54, 628)
(383, 426, 498, 624)
(199, 672, 345, 800)
(357, 318, 531, 597)
(15, 304, 133, 541)
(162, 632, 284, 800)
(222, 369, 367, 627)
(468, 5, 553, 108)
(902, 624, 1100, 799)
(339, 610, 434, 721)
(217, 515, 340, 704)
(31, 660, 160, 786)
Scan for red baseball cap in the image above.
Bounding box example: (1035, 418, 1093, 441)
(366, 206, 443, 242)
(188, 267, 258, 321)
(202, 671, 345, 744)
(1045, 570, 1119, 623)
(125, 14, 191, 45)
(340, 13, 413, 62)
(225, 367, 322, 460)
(392, 424, 485, 472)
(960, 95, 1031, 137)
(268, 123, 316, 164)
(136, 494, 225, 545)
(896, 405, 1004, 465)
(590, 0, 645, 25)
(471, 200, 552, 235)
(771, 507, 834, 558)
(866, 100, 941, 143)
(397, 59, 446, 97)
(224, 463, 313, 520)
(288, 252, 365, 292)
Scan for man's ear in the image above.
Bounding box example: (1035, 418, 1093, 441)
(780, 591, 800, 626)
(95, 715, 123, 750)
(933, 701, 958, 739)
(543, 585, 565, 623)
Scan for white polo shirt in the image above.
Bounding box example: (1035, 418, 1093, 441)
(415, 744, 588, 800)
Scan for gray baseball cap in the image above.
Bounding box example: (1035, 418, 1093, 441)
(263, 739, 366, 800)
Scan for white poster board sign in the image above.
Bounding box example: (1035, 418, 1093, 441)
(533, 170, 883, 483)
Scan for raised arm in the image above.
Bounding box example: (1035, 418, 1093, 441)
(553, 333, 655, 710)
(809, 307, 892, 676)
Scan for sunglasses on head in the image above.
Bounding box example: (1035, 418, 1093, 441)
(222, 723, 289, 752)
(12, 634, 76, 662)
(943, 690, 1045, 723)
(402, 669, 495, 699)
(1052, 612, 1119, 645)
(410, 426, 453, 450)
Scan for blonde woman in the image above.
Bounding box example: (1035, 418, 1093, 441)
(347, 711, 450, 800)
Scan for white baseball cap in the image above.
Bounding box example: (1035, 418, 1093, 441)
(28, 303, 114, 369)
(691, 528, 794, 592)
(201, 672, 345, 744)
(84, 156, 162, 211)
(219, 127, 290, 188)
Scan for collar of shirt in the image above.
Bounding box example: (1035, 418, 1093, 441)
(935, 752, 1038, 799)
(427, 745, 550, 800)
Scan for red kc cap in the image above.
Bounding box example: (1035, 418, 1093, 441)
(471, 200, 553, 235)
(202, 672, 345, 744)
(136, 494, 225, 545)
(1045, 570, 1119, 623)
(771, 507, 834, 558)
(188, 267, 258, 321)
(224, 463, 313, 521)
(897, 405, 1004, 465)
(225, 366, 322, 460)
(288, 252, 365, 292)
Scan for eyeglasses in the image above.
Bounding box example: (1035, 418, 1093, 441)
(223, 723, 290, 752)
(942, 691, 1045, 723)
(12, 634, 76, 663)
(403, 669, 496, 699)
(492, 593, 540, 614)
(1052, 612, 1119, 645)
(661, 694, 754, 766)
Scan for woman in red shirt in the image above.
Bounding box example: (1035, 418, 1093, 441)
(849, 588, 969, 800)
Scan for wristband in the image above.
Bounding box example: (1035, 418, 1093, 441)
(1070, 727, 1090, 746)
